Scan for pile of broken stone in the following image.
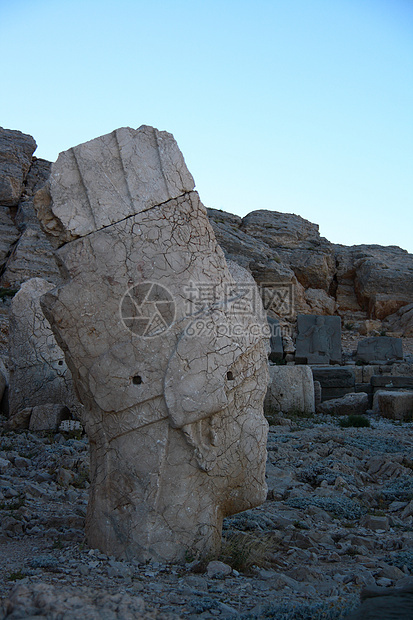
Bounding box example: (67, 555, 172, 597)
(0, 126, 413, 619)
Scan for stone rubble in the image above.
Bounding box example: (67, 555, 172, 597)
(0, 412, 412, 618)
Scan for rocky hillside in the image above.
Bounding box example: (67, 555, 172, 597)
(1, 126, 413, 346)
(207, 208, 413, 331)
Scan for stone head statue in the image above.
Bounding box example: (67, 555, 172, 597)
(34, 126, 269, 561)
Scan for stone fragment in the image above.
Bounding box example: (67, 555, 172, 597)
(8, 278, 80, 426)
(356, 336, 403, 364)
(321, 386, 356, 401)
(401, 500, 413, 520)
(378, 564, 405, 581)
(295, 315, 341, 364)
(29, 404, 71, 431)
(34, 125, 195, 246)
(373, 391, 413, 421)
(206, 560, 233, 578)
(361, 515, 390, 531)
(57, 467, 76, 488)
(1, 583, 146, 618)
(59, 419, 83, 433)
(265, 365, 315, 416)
(267, 316, 283, 361)
(0, 127, 37, 206)
(317, 392, 368, 416)
(36, 126, 269, 563)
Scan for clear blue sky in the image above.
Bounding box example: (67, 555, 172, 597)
(1, 0, 412, 252)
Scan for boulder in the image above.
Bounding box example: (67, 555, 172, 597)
(35, 125, 270, 563)
(265, 365, 315, 415)
(373, 390, 413, 421)
(29, 404, 71, 431)
(317, 392, 368, 416)
(0, 127, 37, 206)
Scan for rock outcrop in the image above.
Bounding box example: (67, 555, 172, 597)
(0, 128, 60, 292)
(34, 126, 270, 562)
(335, 245, 413, 320)
(385, 303, 413, 337)
(0, 128, 36, 207)
(208, 207, 413, 324)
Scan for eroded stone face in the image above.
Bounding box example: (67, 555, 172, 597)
(35, 126, 269, 562)
(8, 277, 81, 427)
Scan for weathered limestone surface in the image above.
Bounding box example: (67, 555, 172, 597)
(0, 148, 60, 289)
(207, 207, 413, 324)
(34, 125, 195, 246)
(265, 365, 315, 415)
(0, 128, 37, 206)
(385, 303, 413, 337)
(8, 278, 80, 426)
(241, 211, 335, 292)
(336, 245, 413, 320)
(35, 126, 269, 562)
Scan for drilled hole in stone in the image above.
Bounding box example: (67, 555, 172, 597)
(58, 361, 63, 366)
(132, 375, 142, 385)
(226, 371, 234, 381)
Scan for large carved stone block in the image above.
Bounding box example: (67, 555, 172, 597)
(34, 126, 269, 562)
(356, 336, 403, 364)
(265, 365, 315, 415)
(295, 314, 342, 365)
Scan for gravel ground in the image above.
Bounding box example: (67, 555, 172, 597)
(1, 412, 413, 619)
